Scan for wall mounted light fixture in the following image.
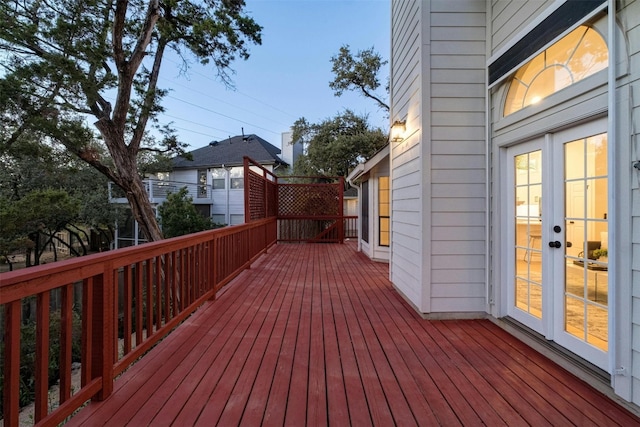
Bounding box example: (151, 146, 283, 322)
(390, 120, 406, 142)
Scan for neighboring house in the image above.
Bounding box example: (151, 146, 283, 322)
(171, 134, 287, 226)
(379, 0, 639, 410)
(280, 131, 304, 168)
(343, 186, 358, 217)
(347, 144, 390, 261)
(109, 133, 287, 248)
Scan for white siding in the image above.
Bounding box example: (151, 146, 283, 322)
(390, 0, 486, 314)
(490, 0, 554, 54)
(429, 0, 487, 313)
(623, 0, 640, 407)
(391, 0, 426, 310)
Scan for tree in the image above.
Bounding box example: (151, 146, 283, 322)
(158, 187, 215, 238)
(0, 133, 121, 254)
(291, 110, 388, 182)
(0, 0, 262, 242)
(329, 45, 389, 112)
(0, 197, 32, 270)
(7, 189, 82, 266)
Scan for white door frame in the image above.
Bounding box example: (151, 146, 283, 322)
(501, 117, 610, 371)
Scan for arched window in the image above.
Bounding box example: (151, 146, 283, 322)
(504, 25, 608, 116)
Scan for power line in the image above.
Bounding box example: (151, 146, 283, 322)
(170, 124, 225, 140)
(163, 112, 234, 135)
(159, 76, 292, 128)
(166, 94, 280, 136)
(163, 57, 298, 120)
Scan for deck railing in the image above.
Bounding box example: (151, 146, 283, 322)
(344, 215, 358, 239)
(0, 218, 276, 427)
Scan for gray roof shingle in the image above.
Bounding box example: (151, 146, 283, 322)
(172, 134, 286, 169)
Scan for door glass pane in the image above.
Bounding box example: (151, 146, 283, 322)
(514, 151, 542, 319)
(564, 134, 608, 351)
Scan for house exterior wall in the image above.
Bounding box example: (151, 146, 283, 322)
(390, 0, 487, 314)
(620, 0, 640, 407)
(391, 0, 640, 408)
(390, 0, 427, 310)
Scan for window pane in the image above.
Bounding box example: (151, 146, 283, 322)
(212, 214, 226, 224)
(231, 178, 244, 189)
(504, 25, 608, 116)
(230, 214, 244, 225)
(378, 177, 390, 247)
(212, 169, 226, 189)
(212, 179, 225, 189)
(379, 218, 389, 247)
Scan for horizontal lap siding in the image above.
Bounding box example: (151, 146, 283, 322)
(490, 0, 553, 54)
(391, 0, 426, 310)
(429, 0, 486, 313)
(623, 0, 640, 407)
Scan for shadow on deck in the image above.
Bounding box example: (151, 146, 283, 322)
(66, 242, 640, 426)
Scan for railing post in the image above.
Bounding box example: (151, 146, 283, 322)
(210, 235, 218, 298)
(339, 178, 345, 243)
(3, 301, 21, 427)
(92, 266, 115, 400)
(244, 157, 250, 222)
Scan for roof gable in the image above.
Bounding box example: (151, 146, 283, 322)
(172, 134, 285, 169)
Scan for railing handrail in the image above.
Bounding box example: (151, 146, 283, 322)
(0, 222, 252, 297)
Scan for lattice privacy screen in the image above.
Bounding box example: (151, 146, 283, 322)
(278, 184, 341, 217)
(246, 169, 277, 221)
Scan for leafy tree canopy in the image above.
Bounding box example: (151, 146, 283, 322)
(0, 0, 262, 242)
(290, 110, 387, 181)
(0, 133, 125, 267)
(158, 187, 215, 238)
(329, 45, 389, 112)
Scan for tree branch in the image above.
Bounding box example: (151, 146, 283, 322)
(131, 38, 167, 151)
(112, 0, 160, 130)
(359, 84, 389, 112)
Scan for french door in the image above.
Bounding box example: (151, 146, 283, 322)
(506, 119, 609, 370)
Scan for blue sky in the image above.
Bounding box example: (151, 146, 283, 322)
(157, 0, 390, 151)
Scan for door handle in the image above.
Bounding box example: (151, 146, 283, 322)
(548, 241, 562, 248)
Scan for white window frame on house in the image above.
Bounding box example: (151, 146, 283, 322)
(197, 169, 208, 198)
(211, 168, 226, 190)
(230, 167, 244, 189)
(378, 176, 390, 248)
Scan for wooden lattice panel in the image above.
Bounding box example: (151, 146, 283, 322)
(266, 181, 277, 217)
(247, 169, 266, 220)
(278, 184, 340, 217)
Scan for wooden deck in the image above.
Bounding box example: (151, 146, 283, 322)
(66, 242, 640, 426)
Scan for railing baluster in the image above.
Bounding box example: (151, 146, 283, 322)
(82, 278, 94, 388)
(60, 283, 73, 404)
(123, 264, 132, 355)
(92, 268, 114, 400)
(155, 255, 162, 331)
(35, 291, 51, 422)
(146, 258, 153, 336)
(112, 268, 119, 362)
(181, 249, 187, 311)
(136, 261, 143, 346)
(171, 251, 178, 316)
(164, 253, 171, 321)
